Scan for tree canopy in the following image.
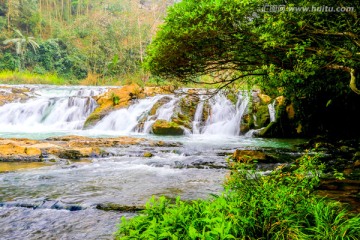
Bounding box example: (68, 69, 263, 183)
(145, 0, 360, 96)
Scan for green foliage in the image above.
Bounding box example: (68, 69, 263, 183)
(0, 0, 172, 84)
(144, 0, 360, 136)
(112, 93, 120, 106)
(115, 153, 360, 239)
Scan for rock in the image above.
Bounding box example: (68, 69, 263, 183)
(143, 86, 174, 96)
(0, 86, 30, 106)
(96, 203, 144, 212)
(143, 152, 153, 158)
(84, 84, 144, 128)
(276, 96, 285, 106)
(0, 143, 42, 161)
(58, 150, 82, 160)
(149, 97, 172, 116)
(286, 104, 295, 119)
(258, 94, 271, 105)
(254, 105, 270, 129)
(232, 150, 268, 163)
(354, 160, 360, 168)
(152, 120, 184, 135)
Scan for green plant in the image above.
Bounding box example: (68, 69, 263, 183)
(115, 152, 360, 239)
(112, 93, 120, 106)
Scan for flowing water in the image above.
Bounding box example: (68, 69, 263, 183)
(0, 85, 304, 239)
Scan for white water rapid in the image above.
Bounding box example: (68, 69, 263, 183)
(201, 92, 250, 136)
(0, 86, 106, 133)
(268, 100, 276, 123)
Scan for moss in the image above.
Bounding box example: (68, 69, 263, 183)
(152, 120, 184, 135)
(143, 152, 153, 158)
(255, 104, 270, 129)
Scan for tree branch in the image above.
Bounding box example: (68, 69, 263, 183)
(327, 64, 360, 94)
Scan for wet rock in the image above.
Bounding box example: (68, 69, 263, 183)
(354, 160, 360, 168)
(232, 150, 268, 163)
(96, 203, 144, 212)
(84, 84, 144, 128)
(143, 86, 175, 96)
(286, 104, 295, 119)
(58, 150, 82, 160)
(143, 152, 153, 158)
(149, 96, 172, 116)
(152, 120, 184, 135)
(254, 105, 270, 129)
(0, 86, 30, 106)
(0, 142, 42, 161)
(258, 94, 271, 105)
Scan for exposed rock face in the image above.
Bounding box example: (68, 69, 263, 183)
(232, 149, 268, 163)
(258, 93, 272, 105)
(84, 84, 144, 128)
(0, 86, 31, 106)
(143, 86, 175, 96)
(152, 120, 184, 135)
(0, 136, 154, 162)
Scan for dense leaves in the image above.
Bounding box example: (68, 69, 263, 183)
(0, 0, 174, 82)
(144, 0, 360, 136)
(115, 153, 360, 239)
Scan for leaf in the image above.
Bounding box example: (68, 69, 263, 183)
(326, 99, 332, 107)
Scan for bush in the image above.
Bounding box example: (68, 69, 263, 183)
(115, 153, 360, 239)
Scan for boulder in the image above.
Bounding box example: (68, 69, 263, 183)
(84, 84, 144, 128)
(152, 120, 184, 135)
(254, 105, 270, 129)
(258, 94, 272, 105)
(0, 143, 42, 161)
(232, 150, 268, 163)
(143, 86, 174, 96)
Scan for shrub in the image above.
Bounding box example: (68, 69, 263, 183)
(115, 152, 360, 239)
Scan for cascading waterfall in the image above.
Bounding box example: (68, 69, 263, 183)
(0, 86, 105, 132)
(268, 100, 276, 123)
(0, 85, 256, 136)
(92, 95, 164, 133)
(192, 100, 204, 134)
(141, 96, 179, 133)
(201, 92, 249, 136)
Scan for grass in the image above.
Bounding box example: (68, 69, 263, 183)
(0, 70, 72, 85)
(115, 152, 360, 239)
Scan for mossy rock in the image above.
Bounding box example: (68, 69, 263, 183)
(143, 152, 153, 158)
(255, 104, 270, 129)
(149, 96, 172, 116)
(83, 84, 144, 128)
(58, 150, 82, 160)
(178, 95, 199, 121)
(152, 120, 184, 135)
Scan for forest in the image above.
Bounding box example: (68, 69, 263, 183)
(0, 0, 174, 84)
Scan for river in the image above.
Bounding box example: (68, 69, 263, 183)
(0, 85, 303, 239)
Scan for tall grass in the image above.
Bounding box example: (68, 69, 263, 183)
(115, 153, 360, 239)
(0, 71, 72, 85)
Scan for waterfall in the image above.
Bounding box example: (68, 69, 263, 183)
(0, 86, 104, 132)
(202, 92, 249, 136)
(92, 95, 163, 133)
(268, 100, 276, 122)
(192, 100, 204, 134)
(141, 96, 179, 133)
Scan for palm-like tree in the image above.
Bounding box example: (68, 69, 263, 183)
(3, 29, 39, 71)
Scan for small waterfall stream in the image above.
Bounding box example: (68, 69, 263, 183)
(268, 100, 276, 123)
(192, 100, 204, 134)
(92, 95, 163, 133)
(202, 92, 249, 135)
